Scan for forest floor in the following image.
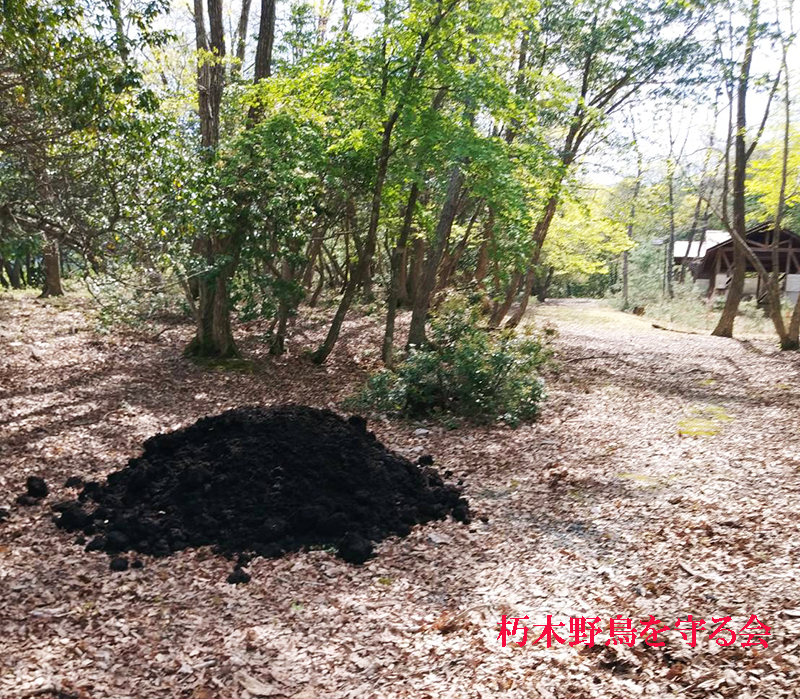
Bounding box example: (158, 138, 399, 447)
(2, 292, 800, 699)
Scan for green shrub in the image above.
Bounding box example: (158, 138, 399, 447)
(352, 295, 551, 425)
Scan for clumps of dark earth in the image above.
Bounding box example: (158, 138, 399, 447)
(53, 405, 470, 581)
(16, 476, 49, 506)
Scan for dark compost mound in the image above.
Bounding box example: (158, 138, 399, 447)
(55, 405, 470, 569)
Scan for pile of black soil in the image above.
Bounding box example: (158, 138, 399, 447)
(55, 405, 470, 574)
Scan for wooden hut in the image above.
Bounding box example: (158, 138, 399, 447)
(687, 223, 800, 303)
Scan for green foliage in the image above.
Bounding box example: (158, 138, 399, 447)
(88, 266, 189, 333)
(352, 295, 550, 425)
(749, 130, 800, 230)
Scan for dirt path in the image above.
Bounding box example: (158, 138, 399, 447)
(2, 294, 800, 698)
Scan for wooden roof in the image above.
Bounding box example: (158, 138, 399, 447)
(696, 222, 800, 277)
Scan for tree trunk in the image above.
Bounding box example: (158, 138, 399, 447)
(0, 259, 8, 289)
(679, 196, 703, 284)
(253, 0, 275, 81)
(713, 247, 745, 337)
(772, 19, 794, 350)
(40, 237, 63, 297)
(187, 0, 242, 358)
(666, 158, 676, 299)
(536, 266, 555, 302)
(310, 10, 443, 363)
(489, 271, 522, 328)
(311, 121, 394, 364)
(407, 166, 464, 348)
(505, 267, 535, 328)
(302, 223, 325, 293)
(712, 0, 757, 338)
(270, 259, 293, 355)
(622, 126, 642, 307)
(505, 194, 560, 328)
(4, 259, 22, 289)
(407, 235, 425, 303)
(435, 201, 481, 293)
(309, 266, 325, 307)
(234, 0, 253, 75)
(473, 211, 493, 288)
(382, 182, 419, 365)
(185, 262, 239, 358)
(25, 251, 34, 287)
(397, 246, 409, 306)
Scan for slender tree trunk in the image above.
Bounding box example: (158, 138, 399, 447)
(40, 237, 63, 297)
(309, 267, 325, 307)
(473, 212, 492, 288)
(772, 14, 795, 350)
(435, 202, 481, 293)
(382, 183, 420, 365)
(407, 235, 424, 303)
(622, 125, 642, 306)
(489, 272, 522, 327)
(270, 260, 292, 355)
(311, 122, 394, 364)
(25, 251, 33, 286)
(302, 222, 325, 292)
(407, 165, 464, 348)
(713, 0, 758, 338)
(536, 266, 555, 302)
(0, 260, 8, 289)
(397, 246, 409, 306)
(234, 0, 253, 75)
(714, 247, 745, 337)
(310, 5, 446, 363)
(666, 157, 676, 299)
(679, 196, 703, 284)
(505, 194, 560, 328)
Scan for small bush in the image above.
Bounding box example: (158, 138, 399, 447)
(352, 295, 551, 425)
(87, 268, 189, 332)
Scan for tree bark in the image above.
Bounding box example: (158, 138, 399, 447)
(187, 0, 240, 358)
(712, 0, 758, 338)
(311, 118, 395, 364)
(407, 165, 464, 348)
(473, 211, 493, 288)
(382, 182, 420, 365)
(505, 193, 560, 328)
(489, 271, 522, 328)
(536, 266, 555, 302)
(407, 235, 424, 303)
(713, 246, 745, 338)
(4, 259, 23, 289)
(435, 201, 481, 293)
(270, 260, 292, 355)
(666, 157, 676, 299)
(253, 0, 275, 81)
(185, 258, 238, 358)
(234, 0, 253, 75)
(40, 237, 63, 297)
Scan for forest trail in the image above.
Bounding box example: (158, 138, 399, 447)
(2, 294, 800, 698)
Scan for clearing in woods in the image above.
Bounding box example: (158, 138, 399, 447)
(2, 294, 800, 698)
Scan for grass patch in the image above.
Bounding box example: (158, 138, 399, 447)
(678, 404, 733, 437)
